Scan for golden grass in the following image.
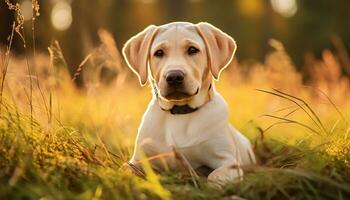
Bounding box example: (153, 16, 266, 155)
(1, 2, 350, 199)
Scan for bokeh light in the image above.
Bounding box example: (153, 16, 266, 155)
(20, 0, 33, 21)
(51, 1, 73, 31)
(237, 0, 264, 18)
(270, 0, 298, 18)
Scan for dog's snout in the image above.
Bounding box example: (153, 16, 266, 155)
(166, 70, 185, 86)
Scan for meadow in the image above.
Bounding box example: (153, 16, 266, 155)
(1, 2, 350, 199)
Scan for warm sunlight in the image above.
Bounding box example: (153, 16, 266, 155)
(270, 0, 298, 18)
(1, 1, 349, 199)
(51, 1, 72, 31)
(20, 0, 32, 21)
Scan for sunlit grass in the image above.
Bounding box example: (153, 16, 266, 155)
(1, 47, 350, 199)
(1, 2, 350, 199)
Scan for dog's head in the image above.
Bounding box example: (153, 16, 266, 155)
(122, 22, 236, 108)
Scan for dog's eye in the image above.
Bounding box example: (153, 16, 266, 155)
(154, 49, 164, 58)
(187, 46, 199, 55)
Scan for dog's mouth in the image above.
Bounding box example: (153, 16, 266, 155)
(163, 88, 199, 101)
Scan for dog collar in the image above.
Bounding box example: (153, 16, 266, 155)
(167, 105, 198, 115)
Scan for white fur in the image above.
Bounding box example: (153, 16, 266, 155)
(130, 89, 256, 184)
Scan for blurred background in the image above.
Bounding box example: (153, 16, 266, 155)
(1, 0, 350, 73)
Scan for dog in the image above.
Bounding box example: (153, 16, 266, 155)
(122, 22, 256, 185)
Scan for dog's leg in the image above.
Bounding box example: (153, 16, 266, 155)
(207, 163, 243, 186)
(130, 138, 178, 172)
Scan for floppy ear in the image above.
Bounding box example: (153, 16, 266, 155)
(196, 22, 237, 80)
(122, 25, 158, 86)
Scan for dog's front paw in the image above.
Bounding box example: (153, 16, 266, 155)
(207, 165, 243, 187)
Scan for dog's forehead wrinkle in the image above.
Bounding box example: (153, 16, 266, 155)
(152, 41, 168, 52)
(152, 26, 204, 50)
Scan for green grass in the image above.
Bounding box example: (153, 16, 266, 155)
(0, 86, 349, 199)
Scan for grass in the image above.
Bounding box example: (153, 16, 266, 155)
(1, 78, 349, 200)
(1, 2, 350, 199)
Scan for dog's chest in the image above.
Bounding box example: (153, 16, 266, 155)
(164, 114, 205, 148)
(139, 95, 229, 165)
(143, 96, 228, 149)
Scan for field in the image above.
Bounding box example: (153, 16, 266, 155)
(1, 3, 350, 200)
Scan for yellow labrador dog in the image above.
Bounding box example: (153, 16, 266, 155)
(122, 22, 256, 185)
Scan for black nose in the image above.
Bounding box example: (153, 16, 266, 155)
(166, 70, 185, 86)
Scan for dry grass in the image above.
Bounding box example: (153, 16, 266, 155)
(0, 2, 350, 199)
